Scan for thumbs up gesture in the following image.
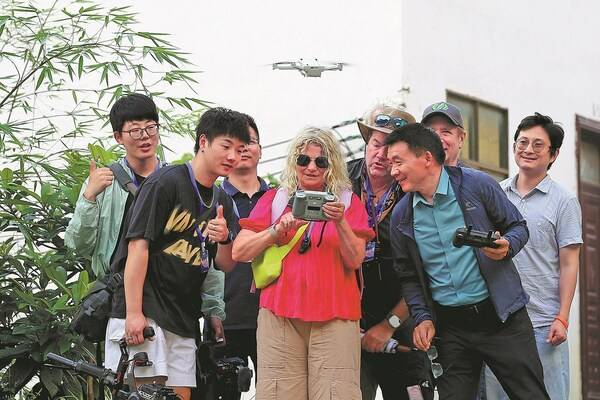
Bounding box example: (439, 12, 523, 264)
(83, 160, 114, 202)
(207, 205, 230, 244)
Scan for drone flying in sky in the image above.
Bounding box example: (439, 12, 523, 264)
(272, 58, 346, 78)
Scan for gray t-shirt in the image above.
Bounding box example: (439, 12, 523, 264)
(501, 175, 583, 328)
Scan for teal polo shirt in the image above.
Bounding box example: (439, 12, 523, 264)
(413, 168, 489, 306)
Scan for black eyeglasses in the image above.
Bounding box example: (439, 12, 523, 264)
(296, 154, 329, 169)
(121, 123, 160, 140)
(374, 114, 409, 129)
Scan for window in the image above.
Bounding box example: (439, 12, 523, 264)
(447, 91, 509, 180)
(581, 130, 600, 185)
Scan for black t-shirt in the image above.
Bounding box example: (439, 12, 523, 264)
(110, 164, 238, 338)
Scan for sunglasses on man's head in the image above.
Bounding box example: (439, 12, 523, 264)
(374, 114, 409, 129)
(296, 154, 329, 169)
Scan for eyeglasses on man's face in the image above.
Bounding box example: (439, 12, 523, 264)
(515, 138, 549, 153)
(121, 123, 160, 140)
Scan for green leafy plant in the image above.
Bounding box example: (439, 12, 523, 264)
(0, 1, 207, 398)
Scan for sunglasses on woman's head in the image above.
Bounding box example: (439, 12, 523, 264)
(374, 114, 409, 129)
(296, 154, 329, 169)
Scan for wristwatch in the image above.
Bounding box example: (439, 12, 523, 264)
(386, 312, 403, 329)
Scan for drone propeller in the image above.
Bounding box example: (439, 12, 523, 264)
(322, 60, 353, 67)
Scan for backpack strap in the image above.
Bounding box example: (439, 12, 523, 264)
(106, 272, 123, 292)
(109, 163, 137, 196)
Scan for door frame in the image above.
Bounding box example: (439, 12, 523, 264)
(576, 114, 600, 400)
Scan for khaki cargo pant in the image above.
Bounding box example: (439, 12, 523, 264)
(256, 308, 361, 400)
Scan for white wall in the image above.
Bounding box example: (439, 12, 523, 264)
(111, 0, 407, 176)
(402, 1, 600, 398)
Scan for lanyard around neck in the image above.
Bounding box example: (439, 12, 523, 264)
(185, 162, 218, 238)
(364, 176, 395, 230)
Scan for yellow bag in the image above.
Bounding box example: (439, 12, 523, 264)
(251, 225, 308, 289)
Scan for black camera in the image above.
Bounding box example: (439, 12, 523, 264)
(452, 226, 500, 249)
(196, 341, 253, 400)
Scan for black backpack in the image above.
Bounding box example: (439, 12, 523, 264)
(70, 272, 122, 342)
(69, 162, 135, 342)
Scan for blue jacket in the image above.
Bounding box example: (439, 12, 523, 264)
(390, 166, 530, 325)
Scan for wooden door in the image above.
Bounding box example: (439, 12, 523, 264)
(577, 115, 600, 400)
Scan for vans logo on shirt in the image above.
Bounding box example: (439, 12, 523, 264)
(162, 206, 208, 266)
(165, 206, 197, 233)
(163, 239, 203, 265)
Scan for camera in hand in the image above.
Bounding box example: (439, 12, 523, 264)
(453, 226, 500, 249)
(292, 190, 335, 221)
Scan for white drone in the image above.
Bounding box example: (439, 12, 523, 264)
(272, 58, 346, 78)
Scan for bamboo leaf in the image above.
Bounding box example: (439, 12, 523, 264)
(1, 168, 13, 183)
(77, 55, 84, 78)
(35, 68, 46, 90)
(40, 183, 54, 203)
(67, 63, 74, 81)
(100, 64, 108, 86)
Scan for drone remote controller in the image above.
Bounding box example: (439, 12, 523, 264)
(453, 226, 500, 249)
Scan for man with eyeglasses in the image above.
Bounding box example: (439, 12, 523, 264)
(485, 113, 582, 400)
(386, 123, 550, 400)
(66, 95, 227, 398)
(347, 103, 433, 400)
(421, 102, 466, 167)
(66, 93, 165, 275)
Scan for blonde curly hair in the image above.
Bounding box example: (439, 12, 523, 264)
(280, 127, 351, 197)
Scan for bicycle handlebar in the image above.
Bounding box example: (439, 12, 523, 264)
(47, 353, 116, 386)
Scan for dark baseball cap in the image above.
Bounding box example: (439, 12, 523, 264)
(421, 102, 464, 128)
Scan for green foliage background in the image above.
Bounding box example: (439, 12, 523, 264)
(0, 1, 205, 398)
